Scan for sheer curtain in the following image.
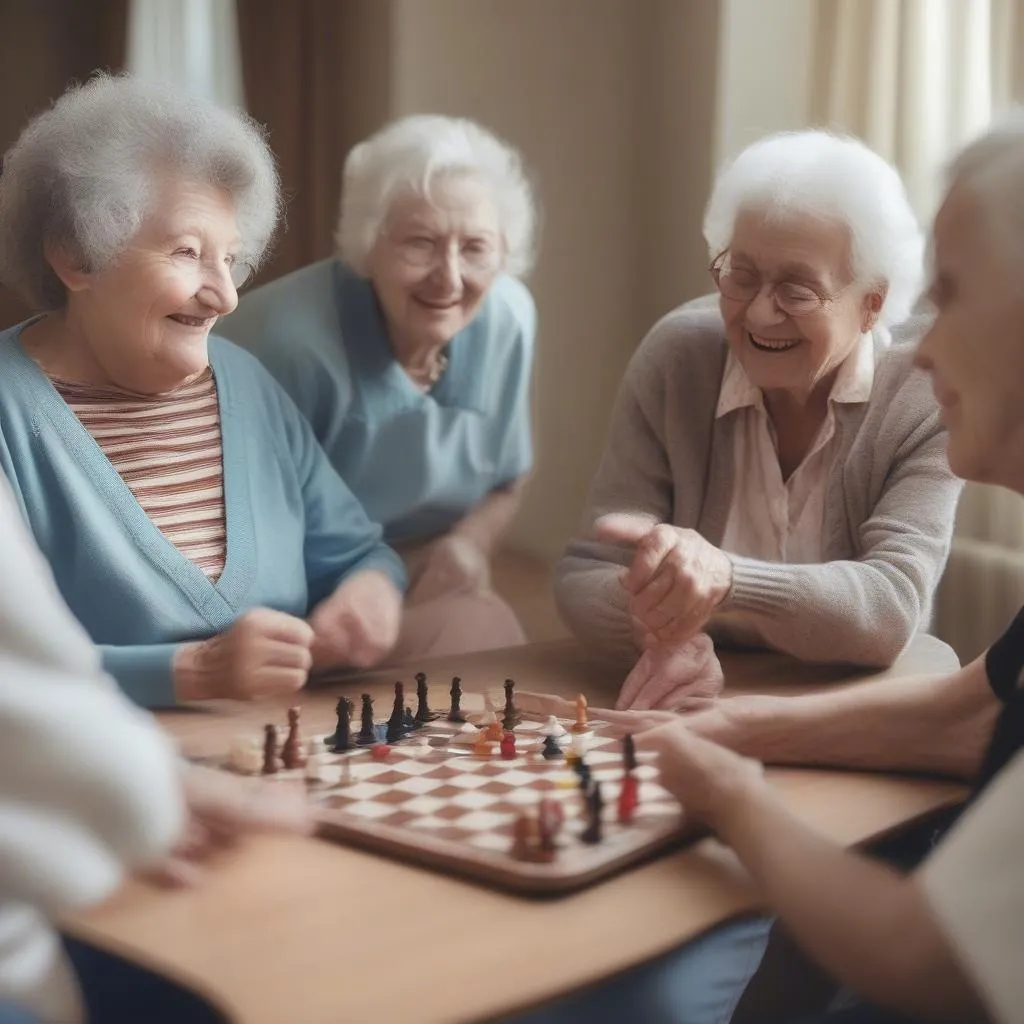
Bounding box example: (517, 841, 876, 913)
(811, 0, 1024, 659)
(125, 0, 244, 107)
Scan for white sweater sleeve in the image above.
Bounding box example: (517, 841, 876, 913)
(0, 477, 185, 914)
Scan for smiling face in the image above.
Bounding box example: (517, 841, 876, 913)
(719, 207, 884, 401)
(55, 177, 241, 393)
(915, 184, 1024, 489)
(367, 174, 503, 355)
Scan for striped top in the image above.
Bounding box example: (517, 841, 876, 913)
(50, 368, 227, 580)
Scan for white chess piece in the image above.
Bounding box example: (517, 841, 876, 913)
(541, 715, 567, 738)
(228, 734, 263, 775)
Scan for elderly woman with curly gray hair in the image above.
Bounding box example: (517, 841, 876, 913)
(0, 74, 407, 709)
(220, 114, 539, 661)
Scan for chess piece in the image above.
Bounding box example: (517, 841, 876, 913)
(623, 733, 638, 773)
(571, 693, 590, 734)
(581, 781, 604, 844)
(483, 711, 503, 744)
(574, 759, 592, 791)
(386, 682, 406, 744)
(327, 696, 353, 752)
(541, 733, 563, 760)
(447, 676, 466, 723)
(500, 730, 517, 760)
(618, 772, 639, 824)
(281, 706, 308, 769)
(262, 724, 280, 775)
(501, 678, 521, 730)
(537, 798, 564, 859)
(357, 694, 376, 745)
(414, 671, 438, 723)
(371, 743, 391, 761)
(399, 704, 415, 737)
(510, 813, 533, 861)
(473, 731, 493, 759)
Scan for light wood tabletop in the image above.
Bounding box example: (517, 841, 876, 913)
(63, 635, 966, 1024)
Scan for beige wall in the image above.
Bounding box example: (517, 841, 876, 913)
(382, 0, 720, 560)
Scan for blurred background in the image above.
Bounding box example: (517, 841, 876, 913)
(4, 0, 1024, 662)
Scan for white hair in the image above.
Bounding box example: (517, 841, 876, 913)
(945, 112, 1024, 265)
(0, 72, 281, 311)
(336, 114, 538, 279)
(703, 130, 924, 326)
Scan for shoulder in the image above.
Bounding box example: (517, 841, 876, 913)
(870, 317, 940, 428)
(627, 299, 729, 398)
(474, 276, 537, 352)
(207, 335, 297, 404)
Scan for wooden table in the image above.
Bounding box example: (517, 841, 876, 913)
(64, 636, 966, 1024)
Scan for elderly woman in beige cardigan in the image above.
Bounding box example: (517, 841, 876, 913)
(555, 130, 963, 713)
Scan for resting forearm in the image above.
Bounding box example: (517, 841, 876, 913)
(451, 479, 526, 554)
(553, 557, 640, 664)
(718, 784, 987, 1022)
(705, 659, 996, 780)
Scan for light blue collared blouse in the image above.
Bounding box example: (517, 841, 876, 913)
(219, 259, 536, 544)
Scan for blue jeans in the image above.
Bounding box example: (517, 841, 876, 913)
(507, 914, 774, 1024)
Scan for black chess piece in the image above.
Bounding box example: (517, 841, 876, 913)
(574, 759, 592, 791)
(356, 694, 376, 746)
(386, 682, 406, 744)
(623, 733, 637, 773)
(403, 705, 418, 733)
(580, 781, 604, 844)
(541, 734, 563, 761)
(502, 678, 521, 730)
(447, 676, 466, 723)
(414, 671, 438, 723)
(327, 696, 353, 752)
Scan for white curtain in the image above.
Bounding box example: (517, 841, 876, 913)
(811, 0, 1024, 660)
(125, 0, 245, 108)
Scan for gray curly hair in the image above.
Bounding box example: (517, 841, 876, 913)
(0, 73, 281, 311)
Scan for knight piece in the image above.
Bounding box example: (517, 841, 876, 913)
(447, 676, 466, 723)
(356, 694, 376, 745)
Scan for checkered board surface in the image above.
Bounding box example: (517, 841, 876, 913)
(210, 701, 689, 895)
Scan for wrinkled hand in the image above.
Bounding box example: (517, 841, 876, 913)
(596, 513, 733, 645)
(616, 634, 724, 712)
(408, 534, 490, 605)
(174, 608, 314, 701)
(309, 569, 402, 668)
(637, 720, 766, 835)
(140, 763, 314, 887)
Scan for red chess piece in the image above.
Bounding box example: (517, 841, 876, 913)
(281, 706, 307, 769)
(371, 743, 391, 761)
(500, 730, 517, 760)
(618, 772, 639, 824)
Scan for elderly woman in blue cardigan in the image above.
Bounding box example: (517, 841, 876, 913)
(0, 74, 406, 708)
(219, 114, 538, 661)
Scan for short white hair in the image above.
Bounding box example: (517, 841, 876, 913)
(945, 111, 1024, 264)
(703, 130, 924, 326)
(336, 114, 538, 279)
(0, 72, 281, 311)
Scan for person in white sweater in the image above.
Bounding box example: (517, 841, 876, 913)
(0, 472, 311, 1022)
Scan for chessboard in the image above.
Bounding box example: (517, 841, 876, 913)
(200, 683, 692, 895)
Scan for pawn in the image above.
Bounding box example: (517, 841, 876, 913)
(510, 813, 534, 861)
(262, 724, 280, 775)
(571, 693, 590, 734)
(403, 705, 418, 734)
(541, 733, 563, 761)
(484, 712, 504, 744)
(447, 676, 466, 723)
(281, 707, 307, 769)
(356, 694, 376, 746)
(327, 696, 353, 752)
(500, 730, 517, 760)
(473, 731, 493, 760)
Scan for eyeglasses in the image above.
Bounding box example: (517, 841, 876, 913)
(390, 234, 502, 277)
(709, 251, 839, 318)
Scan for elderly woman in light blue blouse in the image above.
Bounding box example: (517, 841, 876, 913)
(219, 115, 537, 659)
(0, 75, 406, 708)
